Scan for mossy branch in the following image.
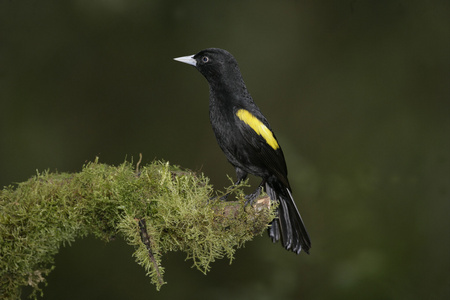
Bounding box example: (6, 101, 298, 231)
(0, 158, 276, 299)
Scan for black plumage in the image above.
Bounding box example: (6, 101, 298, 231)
(174, 48, 311, 254)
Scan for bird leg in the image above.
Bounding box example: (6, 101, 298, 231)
(244, 179, 266, 206)
(219, 171, 248, 201)
(210, 168, 248, 201)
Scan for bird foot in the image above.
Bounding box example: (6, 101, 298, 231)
(244, 186, 262, 206)
(209, 193, 231, 202)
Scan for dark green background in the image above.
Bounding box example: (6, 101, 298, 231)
(1, 1, 449, 299)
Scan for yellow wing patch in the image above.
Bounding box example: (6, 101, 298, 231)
(236, 109, 280, 150)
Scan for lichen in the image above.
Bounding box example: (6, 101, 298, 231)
(0, 158, 275, 299)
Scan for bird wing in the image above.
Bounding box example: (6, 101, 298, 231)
(233, 107, 290, 188)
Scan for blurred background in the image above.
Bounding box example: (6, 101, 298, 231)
(1, 0, 449, 299)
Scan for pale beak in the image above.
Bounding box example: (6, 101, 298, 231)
(173, 55, 197, 66)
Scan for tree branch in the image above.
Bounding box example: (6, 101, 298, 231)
(0, 158, 275, 299)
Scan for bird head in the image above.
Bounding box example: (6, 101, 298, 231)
(174, 48, 244, 89)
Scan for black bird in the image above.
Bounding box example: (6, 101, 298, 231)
(174, 48, 311, 254)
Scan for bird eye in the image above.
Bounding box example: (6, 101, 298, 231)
(202, 56, 209, 63)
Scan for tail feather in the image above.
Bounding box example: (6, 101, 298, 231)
(266, 181, 311, 254)
(268, 217, 280, 242)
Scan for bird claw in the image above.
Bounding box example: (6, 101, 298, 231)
(220, 194, 229, 201)
(244, 186, 262, 207)
(244, 197, 254, 207)
(209, 193, 230, 202)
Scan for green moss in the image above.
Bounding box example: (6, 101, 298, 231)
(0, 159, 275, 299)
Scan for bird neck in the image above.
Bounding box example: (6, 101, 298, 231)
(209, 82, 250, 110)
(208, 73, 249, 98)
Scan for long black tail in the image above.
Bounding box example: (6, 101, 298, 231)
(266, 180, 311, 254)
